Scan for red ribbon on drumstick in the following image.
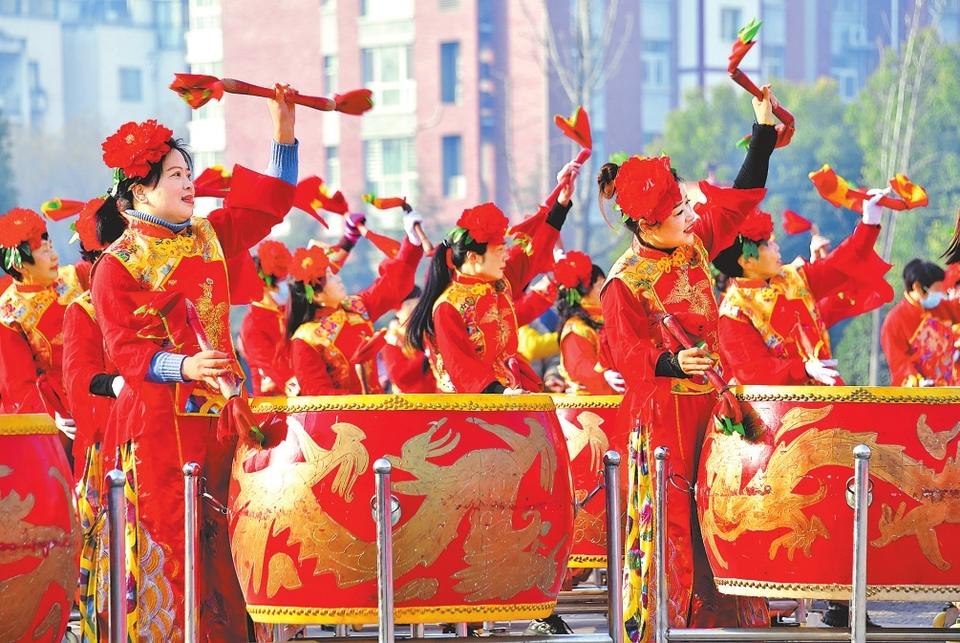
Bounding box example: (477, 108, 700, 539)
(727, 18, 795, 148)
(661, 314, 761, 440)
(362, 193, 434, 254)
(170, 73, 374, 115)
(509, 106, 592, 248)
(184, 299, 266, 448)
(809, 164, 929, 212)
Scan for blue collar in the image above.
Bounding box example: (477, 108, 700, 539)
(126, 210, 192, 233)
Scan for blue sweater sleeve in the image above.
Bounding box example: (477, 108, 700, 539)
(147, 351, 188, 383)
(265, 139, 299, 186)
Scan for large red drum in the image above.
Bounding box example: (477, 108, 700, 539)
(230, 394, 576, 625)
(0, 414, 80, 642)
(697, 385, 960, 600)
(553, 395, 625, 568)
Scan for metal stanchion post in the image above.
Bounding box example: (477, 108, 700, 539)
(183, 462, 201, 643)
(336, 624, 349, 637)
(604, 451, 624, 643)
(850, 445, 871, 643)
(374, 458, 395, 643)
(455, 623, 468, 637)
(654, 447, 669, 643)
(106, 469, 127, 643)
(410, 624, 424, 638)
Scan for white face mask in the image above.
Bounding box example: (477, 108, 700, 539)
(922, 291, 944, 310)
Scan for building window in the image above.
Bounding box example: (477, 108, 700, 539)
(720, 7, 742, 41)
(118, 67, 142, 101)
(361, 46, 414, 109)
(641, 40, 669, 90)
(363, 137, 417, 202)
(323, 55, 338, 94)
(440, 41, 461, 104)
(442, 135, 464, 198)
(325, 145, 340, 189)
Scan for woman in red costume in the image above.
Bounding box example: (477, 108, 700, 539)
(60, 197, 125, 641)
(881, 258, 960, 386)
(382, 286, 438, 393)
(554, 250, 623, 395)
(599, 89, 776, 642)
(239, 239, 297, 396)
(404, 185, 572, 394)
(287, 210, 424, 395)
(91, 86, 298, 640)
(0, 208, 86, 436)
(714, 191, 893, 386)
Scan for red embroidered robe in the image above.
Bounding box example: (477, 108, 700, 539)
(718, 223, 893, 385)
(291, 238, 423, 395)
(0, 263, 87, 415)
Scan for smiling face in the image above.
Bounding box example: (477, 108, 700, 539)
(638, 187, 697, 249)
(19, 237, 59, 287)
(132, 149, 194, 224)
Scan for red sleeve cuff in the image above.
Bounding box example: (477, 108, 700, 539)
(225, 165, 296, 217)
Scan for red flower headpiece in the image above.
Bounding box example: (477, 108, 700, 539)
(0, 208, 47, 271)
(0, 208, 46, 251)
(452, 202, 509, 245)
(614, 155, 681, 224)
(553, 250, 593, 289)
(257, 240, 292, 281)
(101, 119, 174, 179)
(739, 208, 774, 243)
(74, 198, 107, 251)
(289, 246, 332, 285)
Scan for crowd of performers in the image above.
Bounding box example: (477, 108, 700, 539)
(1, 81, 960, 643)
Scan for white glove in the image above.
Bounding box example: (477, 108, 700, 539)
(55, 412, 77, 440)
(552, 247, 566, 262)
(402, 211, 424, 246)
(861, 188, 890, 226)
(805, 359, 840, 386)
(502, 387, 525, 395)
(556, 160, 582, 185)
(285, 377, 301, 397)
(111, 376, 125, 397)
(918, 378, 936, 387)
(603, 369, 626, 393)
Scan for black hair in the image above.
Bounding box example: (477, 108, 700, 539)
(902, 258, 945, 291)
(286, 278, 325, 339)
(405, 236, 487, 352)
(556, 264, 605, 341)
(403, 285, 422, 301)
(95, 138, 193, 248)
(943, 209, 960, 264)
(1, 231, 48, 281)
(597, 161, 683, 240)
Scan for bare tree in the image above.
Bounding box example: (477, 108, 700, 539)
(867, 0, 943, 384)
(518, 0, 633, 252)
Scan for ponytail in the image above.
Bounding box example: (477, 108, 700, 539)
(286, 280, 320, 339)
(406, 237, 486, 352)
(95, 196, 129, 249)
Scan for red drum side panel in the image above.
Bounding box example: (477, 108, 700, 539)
(230, 394, 576, 625)
(697, 385, 960, 601)
(0, 414, 80, 643)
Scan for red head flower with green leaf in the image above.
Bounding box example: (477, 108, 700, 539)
(257, 240, 293, 282)
(614, 155, 681, 225)
(289, 246, 332, 285)
(553, 251, 593, 289)
(101, 119, 174, 180)
(450, 202, 509, 246)
(0, 208, 47, 270)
